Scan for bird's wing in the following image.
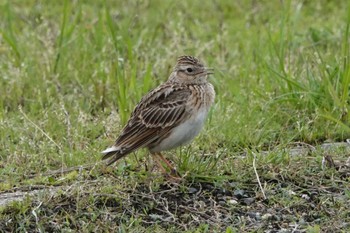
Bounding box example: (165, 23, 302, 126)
(138, 85, 191, 128)
(102, 83, 192, 162)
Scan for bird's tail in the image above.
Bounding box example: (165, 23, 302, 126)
(101, 146, 126, 166)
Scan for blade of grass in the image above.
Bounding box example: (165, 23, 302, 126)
(54, 0, 68, 74)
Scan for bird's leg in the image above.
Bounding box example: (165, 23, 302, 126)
(154, 152, 180, 177)
(152, 153, 168, 174)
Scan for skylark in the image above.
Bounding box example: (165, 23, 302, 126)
(102, 55, 215, 174)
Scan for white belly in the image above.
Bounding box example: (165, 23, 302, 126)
(150, 107, 209, 152)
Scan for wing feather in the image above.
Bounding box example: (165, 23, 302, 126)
(139, 89, 190, 128)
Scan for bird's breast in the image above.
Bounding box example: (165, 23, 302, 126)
(149, 105, 210, 153)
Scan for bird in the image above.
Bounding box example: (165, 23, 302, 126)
(102, 55, 215, 175)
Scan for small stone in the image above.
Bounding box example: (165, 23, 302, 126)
(255, 212, 262, 221)
(286, 190, 296, 196)
(241, 197, 255, 205)
(188, 187, 197, 194)
(149, 214, 164, 220)
(262, 213, 273, 221)
(247, 212, 261, 220)
(227, 199, 238, 205)
(228, 182, 238, 188)
(301, 194, 310, 200)
(218, 201, 226, 205)
(234, 189, 246, 198)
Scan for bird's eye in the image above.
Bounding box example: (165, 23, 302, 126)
(186, 68, 193, 73)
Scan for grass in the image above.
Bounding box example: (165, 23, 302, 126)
(0, 0, 350, 232)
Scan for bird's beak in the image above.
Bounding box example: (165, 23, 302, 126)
(205, 68, 214, 75)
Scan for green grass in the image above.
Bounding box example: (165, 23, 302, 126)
(0, 0, 350, 232)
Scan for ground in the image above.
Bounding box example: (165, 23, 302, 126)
(0, 0, 350, 232)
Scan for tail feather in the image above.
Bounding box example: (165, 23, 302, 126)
(101, 146, 126, 166)
(101, 127, 166, 166)
(101, 146, 119, 158)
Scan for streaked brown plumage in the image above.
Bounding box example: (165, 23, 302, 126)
(102, 56, 215, 173)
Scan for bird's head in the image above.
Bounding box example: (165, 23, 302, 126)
(169, 56, 213, 84)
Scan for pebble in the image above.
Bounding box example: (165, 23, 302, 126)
(241, 197, 255, 205)
(188, 187, 198, 194)
(227, 199, 238, 205)
(234, 189, 246, 199)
